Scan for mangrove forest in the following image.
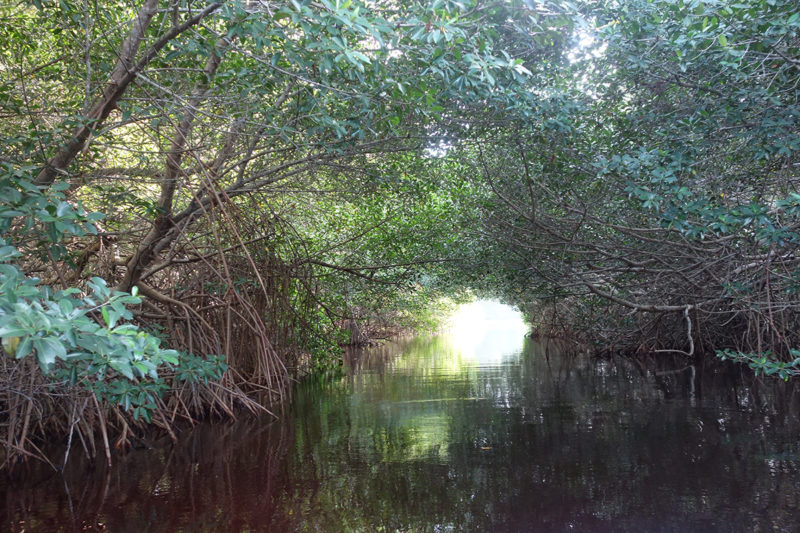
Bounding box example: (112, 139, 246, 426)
(2, 0, 800, 528)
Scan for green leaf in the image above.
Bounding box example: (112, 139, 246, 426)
(15, 336, 33, 358)
(33, 337, 67, 371)
(0, 325, 29, 337)
(109, 359, 134, 380)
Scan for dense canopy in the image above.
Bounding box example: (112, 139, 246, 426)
(2, 0, 800, 468)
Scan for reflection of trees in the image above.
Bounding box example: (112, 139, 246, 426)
(279, 336, 800, 532)
(1, 417, 293, 532)
(3, 336, 799, 531)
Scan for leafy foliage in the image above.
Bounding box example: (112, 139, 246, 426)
(717, 349, 800, 381)
(4, 0, 799, 470)
(0, 167, 224, 424)
(456, 0, 800, 376)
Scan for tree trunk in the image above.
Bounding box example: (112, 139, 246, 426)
(117, 42, 226, 291)
(34, 1, 222, 188)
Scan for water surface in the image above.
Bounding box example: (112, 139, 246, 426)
(3, 311, 800, 531)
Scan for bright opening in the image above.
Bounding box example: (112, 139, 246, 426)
(447, 300, 529, 363)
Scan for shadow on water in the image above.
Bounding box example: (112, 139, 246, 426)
(3, 331, 800, 532)
(0, 416, 293, 532)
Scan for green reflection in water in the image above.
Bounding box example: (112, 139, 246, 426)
(275, 332, 800, 533)
(3, 311, 800, 532)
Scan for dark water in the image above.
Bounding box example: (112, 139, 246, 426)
(3, 327, 800, 532)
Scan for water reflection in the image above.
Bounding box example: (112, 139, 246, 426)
(0, 417, 293, 532)
(279, 335, 800, 532)
(3, 326, 800, 532)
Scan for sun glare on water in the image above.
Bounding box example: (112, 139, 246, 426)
(447, 300, 529, 364)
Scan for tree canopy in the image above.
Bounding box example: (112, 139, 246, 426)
(2, 0, 800, 468)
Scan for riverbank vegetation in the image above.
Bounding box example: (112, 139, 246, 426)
(2, 0, 799, 469)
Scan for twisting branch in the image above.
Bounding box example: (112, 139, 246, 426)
(35, 1, 224, 187)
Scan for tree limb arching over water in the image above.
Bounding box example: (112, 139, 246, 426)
(1, 0, 799, 469)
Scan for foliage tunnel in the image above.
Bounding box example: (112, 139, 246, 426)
(1, 0, 799, 469)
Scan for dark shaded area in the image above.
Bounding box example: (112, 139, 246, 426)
(3, 332, 800, 532)
(0, 417, 293, 532)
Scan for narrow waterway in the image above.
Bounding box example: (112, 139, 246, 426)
(3, 302, 800, 532)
